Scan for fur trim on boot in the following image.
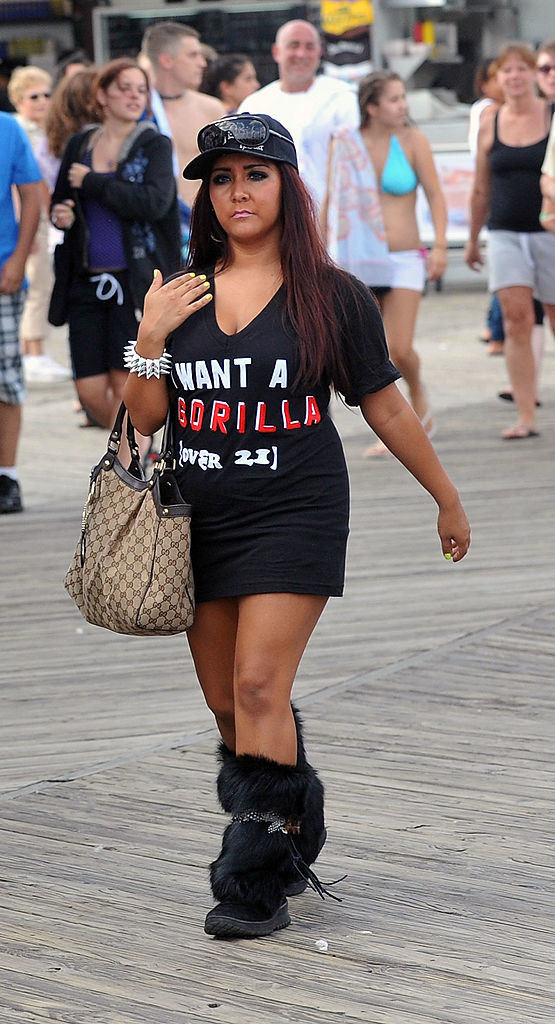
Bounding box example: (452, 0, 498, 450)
(214, 707, 328, 899)
(286, 706, 327, 895)
(206, 753, 313, 938)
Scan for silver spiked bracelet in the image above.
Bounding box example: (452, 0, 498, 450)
(123, 340, 172, 379)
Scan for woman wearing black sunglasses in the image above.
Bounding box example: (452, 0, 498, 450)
(123, 113, 470, 939)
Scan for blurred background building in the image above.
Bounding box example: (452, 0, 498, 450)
(0, 2, 551, 101)
(1, 0, 551, 262)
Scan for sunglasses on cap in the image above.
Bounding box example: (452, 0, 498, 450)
(27, 91, 51, 100)
(537, 63, 555, 74)
(198, 116, 292, 153)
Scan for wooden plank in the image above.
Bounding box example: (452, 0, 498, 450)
(1, 298, 555, 1021)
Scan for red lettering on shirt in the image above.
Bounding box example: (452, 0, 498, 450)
(190, 399, 205, 431)
(255, 402, 277, 433)
(282, 400, 301, 430)
(305, 396, 321, 426)
(178, 396, 187, 427)
(210, 400, 231, 433)
(237, 402, 246, 433)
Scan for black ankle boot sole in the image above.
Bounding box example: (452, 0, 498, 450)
(204, 899, 291, 939)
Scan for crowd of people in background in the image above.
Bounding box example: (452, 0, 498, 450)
(0, 23, 555, 514)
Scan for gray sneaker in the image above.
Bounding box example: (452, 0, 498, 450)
(0, 475, 23, 514)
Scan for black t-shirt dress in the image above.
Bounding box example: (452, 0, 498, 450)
(167, 269, 400, 603)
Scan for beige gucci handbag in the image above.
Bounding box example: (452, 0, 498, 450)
(65, 402, 194, 635)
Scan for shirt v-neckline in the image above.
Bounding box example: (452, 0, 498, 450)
(210, 276, 284, 340)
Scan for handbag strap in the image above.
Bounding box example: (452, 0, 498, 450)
(105, 401, 176, 478)
(105, 402, 142, 474)
(152, 402, 176, 476)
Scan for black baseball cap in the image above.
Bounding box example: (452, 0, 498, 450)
(183, 113, 298, 180)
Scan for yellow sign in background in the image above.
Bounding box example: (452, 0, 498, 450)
(321, 1, 374, 37)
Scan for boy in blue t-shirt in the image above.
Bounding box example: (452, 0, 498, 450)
(0, 111, 41, 513)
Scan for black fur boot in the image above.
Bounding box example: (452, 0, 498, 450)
(205, 751, 312, 938)
(282, 705, 327, 896)
(215, 706, 326, 897)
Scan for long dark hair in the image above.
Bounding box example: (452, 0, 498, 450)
(46, 68, 97, 158)
(187, 162, 354, 393)
(358, 71, 403, 128)
(202, 54, 250, 100)
(93, 57, 151, 121)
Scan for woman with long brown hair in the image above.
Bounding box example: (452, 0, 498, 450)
(123, 113, 470, 940)
(325, 72, 448, 456)
(49, 57, 181, 436)
(39, 67, 98, 189)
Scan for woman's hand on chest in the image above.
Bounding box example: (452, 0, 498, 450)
(138, 271, 213, 351)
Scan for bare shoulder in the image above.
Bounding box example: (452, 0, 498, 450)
(406, 125, 432, 155)
(190, 92, 226, 119)
(477, 107, 495, 152)
(168, 92, 226, 143)
(479, 102, 498, 124)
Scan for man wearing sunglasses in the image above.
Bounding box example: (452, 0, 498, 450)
(237, 19, 358, 210)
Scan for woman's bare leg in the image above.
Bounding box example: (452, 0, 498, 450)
(382, 288, 427, 418)
(187, 592, 327, 763)
(233, 593, 328, 764)
(186, 597, 239, 750)
(75, 374, 115, 429)
(497, 286, 536, 435)
(365, 287, 427, 456)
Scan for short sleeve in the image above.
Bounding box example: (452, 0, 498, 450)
(10, 119, 41, 185)
(331, 88, 359, 132)
(333, 271, 402, 406)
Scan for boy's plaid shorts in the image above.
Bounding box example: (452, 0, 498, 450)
(0, 290, 25, 404)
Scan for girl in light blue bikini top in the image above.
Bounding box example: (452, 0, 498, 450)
(381, 135, 418, 195)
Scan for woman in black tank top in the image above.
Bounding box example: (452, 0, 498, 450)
(465, 43, 555, 440)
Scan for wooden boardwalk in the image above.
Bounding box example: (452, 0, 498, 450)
(1, 287, 554, 1023)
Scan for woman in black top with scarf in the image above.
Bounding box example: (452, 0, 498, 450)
(50, 57, 180, 436)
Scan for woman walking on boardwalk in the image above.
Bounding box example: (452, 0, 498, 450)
(465, 43, 555, 440)
(324, 72, 448, 456)
(123, 113, 470, 939)
(49, 57, 181, 438)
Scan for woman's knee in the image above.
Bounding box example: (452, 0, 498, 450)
(390, 345, 418, 379)
(201, 687, 235, 726)
(498, 295, 533, 337)
(234, 671, 284, 720)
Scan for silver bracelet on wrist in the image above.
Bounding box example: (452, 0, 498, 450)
(123, 340, 172, 379)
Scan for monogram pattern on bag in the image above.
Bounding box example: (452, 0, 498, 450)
(65, 460, 194, 636)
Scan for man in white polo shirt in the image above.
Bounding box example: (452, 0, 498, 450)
(238, 19, 358, 210)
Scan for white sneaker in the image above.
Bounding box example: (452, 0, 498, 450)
(24, 354, 71, 383)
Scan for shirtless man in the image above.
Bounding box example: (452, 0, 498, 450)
(142, 22, 225, 255)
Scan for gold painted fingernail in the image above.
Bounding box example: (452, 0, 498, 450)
(189, 272, 196, 278)
(153, 268, 159, 278)
(444, 552, 452, 560)
(199, 274, 207, 281)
